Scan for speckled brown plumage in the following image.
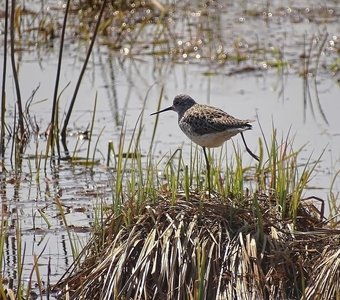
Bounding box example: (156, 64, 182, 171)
(179, 103, 252, 136)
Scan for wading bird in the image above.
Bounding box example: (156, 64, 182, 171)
(151, 94, 259, 195)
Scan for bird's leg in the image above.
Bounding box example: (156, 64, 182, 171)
(203, 147, 211, 198)
(240, 132, 259, 162)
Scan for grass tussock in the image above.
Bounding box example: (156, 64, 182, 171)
(54, 190, 339, 300)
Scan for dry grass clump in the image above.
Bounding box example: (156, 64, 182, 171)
(54, 191, 339, 300)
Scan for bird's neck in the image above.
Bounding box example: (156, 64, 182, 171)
(178, 104, 196, 120)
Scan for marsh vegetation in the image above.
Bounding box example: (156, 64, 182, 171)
(0, 0, 339, 299)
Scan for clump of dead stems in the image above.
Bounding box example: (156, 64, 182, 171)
(54, 190, 339, 300)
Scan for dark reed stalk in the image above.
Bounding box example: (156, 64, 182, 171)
(49, 0, 71, 160)
(0, 0, 9, 162)
(61, 0, 108, 157)
(305, 36, 316, 120)
(47, 257, 51, 299)
(10, 0, 25, 139)
(313, 33, 329, 125)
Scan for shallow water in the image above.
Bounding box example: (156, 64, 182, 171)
(0, 0, 339, 297)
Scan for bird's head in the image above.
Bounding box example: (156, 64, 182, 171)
(151, 94, 196, 116)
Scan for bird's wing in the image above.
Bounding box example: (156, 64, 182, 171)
(185, 105, 253, 135)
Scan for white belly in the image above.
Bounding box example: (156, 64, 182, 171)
(185, 130, 241, 148)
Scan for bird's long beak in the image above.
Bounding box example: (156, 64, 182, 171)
(150, 106, 173, 115)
